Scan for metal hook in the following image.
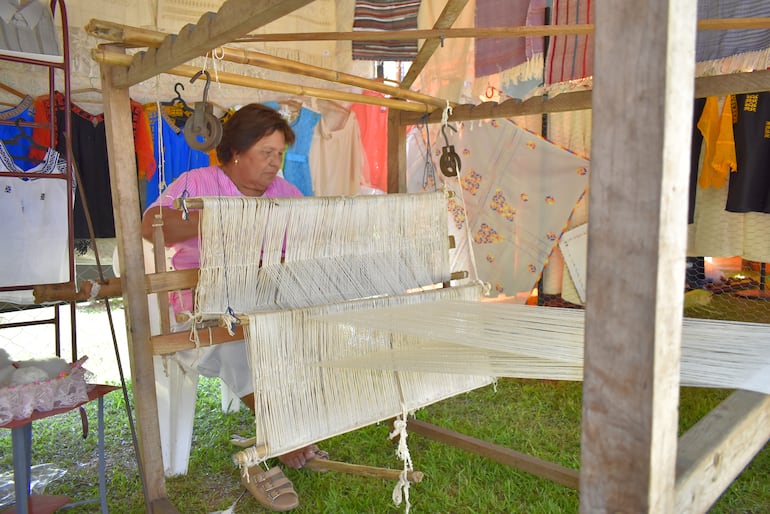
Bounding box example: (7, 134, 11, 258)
(189, 69, 212, 103)
(173, 82, 185, 101)
(441, 123, 457, 147)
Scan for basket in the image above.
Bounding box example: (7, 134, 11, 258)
(0, 357, 91, 426)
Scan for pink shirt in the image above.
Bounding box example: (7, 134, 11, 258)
(146, 165, 303, 312)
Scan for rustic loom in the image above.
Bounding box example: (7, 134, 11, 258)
(89, 2, 770, 513)
(180, 191, 490, 465)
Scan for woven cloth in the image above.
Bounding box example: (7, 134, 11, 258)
(544, 0, 594, 86)
(697, 0, 770, 63)
(352, 0, 420, 61)
(474, 0, 530, 77)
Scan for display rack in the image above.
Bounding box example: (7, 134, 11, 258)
(0, 0, 77, 360)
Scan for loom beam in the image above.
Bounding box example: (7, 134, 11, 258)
(230, 441, 424, 483)
(407, 419, 580, 489)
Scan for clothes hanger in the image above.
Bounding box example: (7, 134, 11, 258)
(70, 87, 104, 106)
(162, 82, 193, 128)
(70, 87, 102, 95)
(277, 98, 302, 123)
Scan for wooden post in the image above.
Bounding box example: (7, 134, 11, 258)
(387, 109, 407, 193)
(581, 2, 697, 512)
(100, 55, 177, 512)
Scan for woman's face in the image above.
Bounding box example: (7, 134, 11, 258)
(228, 130, 286, 196)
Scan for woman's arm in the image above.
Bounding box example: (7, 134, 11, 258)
(141, 205, 200, 244)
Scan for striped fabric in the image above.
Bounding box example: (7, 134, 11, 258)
(544, 0, 594, 86)
(475, 0, 531, 77)
(696, 0, 770, 63)
(352, 0, 421, 61)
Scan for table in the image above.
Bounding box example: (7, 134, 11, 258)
(1, 384, 118, 514)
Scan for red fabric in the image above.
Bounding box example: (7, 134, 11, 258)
(351, 91, 389, 192)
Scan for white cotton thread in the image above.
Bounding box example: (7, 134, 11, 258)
(389, 407, 413, 513)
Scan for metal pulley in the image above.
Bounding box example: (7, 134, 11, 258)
(439, 123, 461, 177)
(184, 70, 223, 152)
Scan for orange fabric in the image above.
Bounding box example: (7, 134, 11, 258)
(697, 95, 737, 189)
(350, 91, 388, 192)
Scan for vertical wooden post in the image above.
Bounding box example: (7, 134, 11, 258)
(100, 58, 173, 510)
(581, 2, 697, 512)
(387, 109, 407, 193)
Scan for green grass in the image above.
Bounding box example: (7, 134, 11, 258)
(1, 377, 768, 513)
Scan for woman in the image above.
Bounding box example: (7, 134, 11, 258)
(142, 103, 322, 512)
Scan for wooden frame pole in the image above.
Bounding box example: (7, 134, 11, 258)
(100, 55, 178, 512)
(580, 1, 697, 511)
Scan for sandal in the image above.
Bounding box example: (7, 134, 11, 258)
(242, 466, 300, 512)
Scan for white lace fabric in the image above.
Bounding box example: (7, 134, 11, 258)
(0, 357, 91, 426)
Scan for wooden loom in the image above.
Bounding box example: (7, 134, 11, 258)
(87, 1, 770, 513)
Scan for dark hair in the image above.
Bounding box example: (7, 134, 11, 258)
(215, 103, 296, 164)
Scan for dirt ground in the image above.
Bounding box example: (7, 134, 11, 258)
(0, 301, 131, 384)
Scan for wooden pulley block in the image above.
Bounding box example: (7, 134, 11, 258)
(184, 104, 222, 151)
(184, 69, 223, 151)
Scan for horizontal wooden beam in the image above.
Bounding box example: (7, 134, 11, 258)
(675, 390, 770, 513)
(151, 324, 245, 355)
(400, 90, 593, 124)
(145, 268, 198, 293)
(85, 19, 449, 109)
(408, 419, 580, 489)
(232, 18, 770, 43)
(401, 69, 770, 124)
(93, 49, 434, 113)
(108, 0, 316, 87)
(694, 69, 770, 98)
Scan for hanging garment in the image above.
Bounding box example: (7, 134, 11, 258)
(0, 142, 68, 304)
(144, 103, 209, 209)
(696, 96, 737, 190)
(408, 119, 590, 300)
(350, 92, 388, 192)
(265, 101, 320, 196)
(0, 0, 60, 57)
(0, 94, 34, 165)
(352, 0, 420, 61)
(726, 92, 770, 214)
(31, 92, 155, 239)
(544, 0, 594, 86)
(308, 109, 368, 196)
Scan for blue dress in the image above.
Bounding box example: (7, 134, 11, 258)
(145, 106, 210, 208)
(265, 101, 320, 196)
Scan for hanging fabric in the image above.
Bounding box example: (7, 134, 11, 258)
(351, 91, 388, 193)
(351, 0, 421, 61)
(265, 100, 320, 197)
(143, 102, 209, 209)
(544, 0, 594, 86)
(0, 95, 36, 164)
(696, 0, 770, 64)
(726, 92, 770, 214)
(308, 108, 368, 196)
(436, 119, 589, 300)
(0, 142, 68, 304)
(31, 91, 155, 240)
